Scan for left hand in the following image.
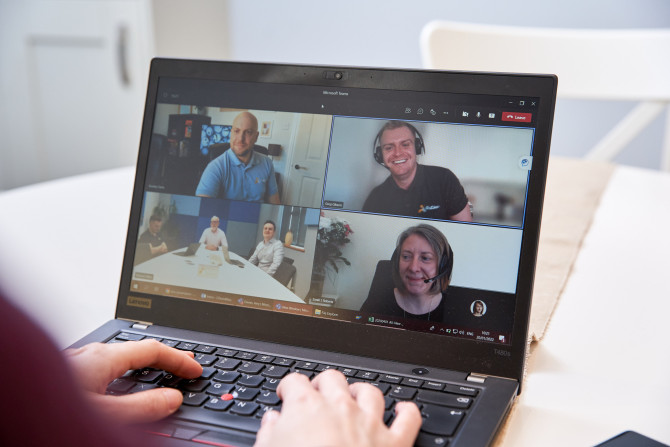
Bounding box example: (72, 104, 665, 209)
(64, 339, 202, 423)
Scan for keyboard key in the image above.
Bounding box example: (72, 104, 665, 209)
(182, 392, 208, 406)
(389, 385, 417, 400)
(420, 405, 464, 436)
(262, 365, 289, 379)
(316, 364, 336, 372)
(238, 374, 265, 387)
(206, 382, 234, 396)
(238, 361, 264, 375)
(176, 342, 198, 351)
(214, 357, 241, 370)
(158, 373, 182, 388)
(204, 397, 234, 411)
(254, 354, 275, 363)
(199, 367, 216, 380)
(215, 348, 238, 357)
(379, 374, 403, 384)
(370, 382, 391, 395)
(294, 361, 317, 370)
(135, 368, 163, 383)
(233, 387, 259, 401)
(416, 390, 472, 409)
(256, 390, 281, 406)
(180, 378, 210, 393)
(262, 378, 280, 391)
(194, 354, 217, 366)
(292, 369, 314, 379)
(401, 378, 423, 387)
(415, 432, 450, 447)
(421, 381, 445, 391)
(161, 339, 179, 348)
(272, 357, 294, 367)
(116, 332, 144, 341)
(195, 344, 217, 354)
(213, 371, 240, 383)
(230, 401, 259, 417)
(355, 371, 379, 381)
(339, 367, 358, 377)
(256, 405, 279, 418)
(235, 352, 257, 361)
(444, 384, 478, 397)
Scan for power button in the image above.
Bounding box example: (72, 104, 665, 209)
(412, 367, 429, 375)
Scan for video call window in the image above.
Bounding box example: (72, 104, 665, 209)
(322, 117, 535, 228)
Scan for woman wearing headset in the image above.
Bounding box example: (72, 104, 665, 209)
(361, 224, 454, 323)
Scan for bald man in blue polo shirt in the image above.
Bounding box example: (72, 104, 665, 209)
(196, 111, 280, 204)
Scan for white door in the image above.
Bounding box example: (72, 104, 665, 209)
(284, 114, 333, 209)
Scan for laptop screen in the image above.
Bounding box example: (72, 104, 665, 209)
(127, 67, 547, 349)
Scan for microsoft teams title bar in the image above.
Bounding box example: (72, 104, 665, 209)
(158, 77, 538, 126)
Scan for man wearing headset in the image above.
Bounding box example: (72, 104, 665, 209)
(362, 121, 472, 222)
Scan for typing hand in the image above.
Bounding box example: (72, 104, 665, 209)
(254, 370, 422, 447)
(64, 340, 202, 423)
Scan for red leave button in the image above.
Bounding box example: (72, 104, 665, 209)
(502, 112, 532, 122)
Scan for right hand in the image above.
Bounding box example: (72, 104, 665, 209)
(254, 370, 422, 447)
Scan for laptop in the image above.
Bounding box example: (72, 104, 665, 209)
(173, 242, 201, 257)
(72, 58, 557, 446)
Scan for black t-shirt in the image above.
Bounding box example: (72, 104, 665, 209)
(362, 164, 468, 220)
(138, 229, 164, 248)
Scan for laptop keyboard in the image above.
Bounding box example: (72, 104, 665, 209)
(106, 332, 479, 446)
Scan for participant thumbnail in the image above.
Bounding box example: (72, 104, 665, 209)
(322, 117, 535, 228)
(145, 105, 332, 209)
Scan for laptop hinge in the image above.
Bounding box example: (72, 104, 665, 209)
(131, 322, 152, 330)
(467, 373, 488, 384)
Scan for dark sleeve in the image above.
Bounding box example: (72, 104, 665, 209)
(0, 292, 155, 447)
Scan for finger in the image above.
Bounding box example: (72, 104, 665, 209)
(310, 369, 351, 401)
(276, 372, 314, 404)
(259, 408, 280, 428)
(349, 381, 385, 417)
(255, 409, 280, 447)
(388, 401, 422, 445)
(87, 387, 184, 424)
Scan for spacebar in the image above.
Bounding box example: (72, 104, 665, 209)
(173, 407, 262, 433)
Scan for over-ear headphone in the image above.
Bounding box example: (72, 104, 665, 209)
(391, 231, 453, 289)
(373, 121, 425, 166)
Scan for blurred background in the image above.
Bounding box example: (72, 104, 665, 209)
(1, 0, 669, 191)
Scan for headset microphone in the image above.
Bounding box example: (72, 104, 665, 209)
(423, 269, 449, 284)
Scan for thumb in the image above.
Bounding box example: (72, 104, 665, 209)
(88, 388, 183, 424)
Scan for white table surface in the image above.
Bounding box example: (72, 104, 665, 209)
(0, 162, 669, 446)
(132, 245, 303, 303)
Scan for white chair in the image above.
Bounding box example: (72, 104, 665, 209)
(420, 20, 670, 171)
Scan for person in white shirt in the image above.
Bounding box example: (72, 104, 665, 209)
(199, 216, 228, 251)
(249, 220, 284, 276)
